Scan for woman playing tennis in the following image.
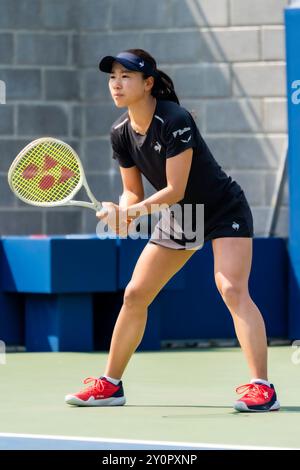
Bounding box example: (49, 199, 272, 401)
(65, 49, 280, 412)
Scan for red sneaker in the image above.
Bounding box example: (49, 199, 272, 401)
(65, 376, 126, 407)
(234, 382, 280, 412)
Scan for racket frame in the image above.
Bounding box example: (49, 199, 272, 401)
(8, 137, 102, 212)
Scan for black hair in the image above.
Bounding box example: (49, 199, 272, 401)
(125, 48, 180, 105)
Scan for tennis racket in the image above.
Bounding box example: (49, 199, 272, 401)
(8, 137, 103, 212)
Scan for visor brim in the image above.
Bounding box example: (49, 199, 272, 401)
(99, 56, 141, 73)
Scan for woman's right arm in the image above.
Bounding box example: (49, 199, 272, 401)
(119, 166, 144, 209)
(96, 166, 143, 235)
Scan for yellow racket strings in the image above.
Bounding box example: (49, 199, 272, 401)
(11, 141, 81, 203)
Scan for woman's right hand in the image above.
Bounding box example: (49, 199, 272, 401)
(96, 202, 134, 236)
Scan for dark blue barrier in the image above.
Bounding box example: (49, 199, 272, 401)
(118, 238, 288, 348)
(0, 240, 24, 346)
(285, 5, 300, 339)
(0, 293, 24, 346)
(159, 238, 288, 343)
(1, 235, 117, 351)
(159, 241, 231, 341)
(2, 235, 117, 293)
(288, 263, 300, 340)
(25, 294, 93, 352)
(250, 238, 288, 338)
(0, 236, 289, 352)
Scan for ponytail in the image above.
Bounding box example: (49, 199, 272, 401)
(152, 69, 180, 105)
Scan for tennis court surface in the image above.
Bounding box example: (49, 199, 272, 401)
(0, 346, 299, 450)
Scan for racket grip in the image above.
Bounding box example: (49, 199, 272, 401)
(95, 206, 108, 218)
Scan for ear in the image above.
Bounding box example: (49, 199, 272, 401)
(144, 76, 155, 92)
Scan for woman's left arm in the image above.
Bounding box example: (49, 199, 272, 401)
(127, 148, 193, 218)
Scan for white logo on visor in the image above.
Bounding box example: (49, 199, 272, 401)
(173, 127, 191, 138)
(139, 61, 145, 68)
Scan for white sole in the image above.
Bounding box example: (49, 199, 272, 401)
(234, 400, 280, 412)
(65, 395, 126, 407)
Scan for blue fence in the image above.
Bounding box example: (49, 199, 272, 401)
(0, 235, 290, 352)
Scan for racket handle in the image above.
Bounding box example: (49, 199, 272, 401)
(96, 211, 141, 239)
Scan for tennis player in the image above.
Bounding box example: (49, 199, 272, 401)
(65, 49, 280, 412)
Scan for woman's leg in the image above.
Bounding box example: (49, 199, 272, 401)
(212, 237, 268, 380)
(104, 243, 195, 379)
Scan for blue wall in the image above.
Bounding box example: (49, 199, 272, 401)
(285, 5, 300, 339)
(0, 236, 290, 351)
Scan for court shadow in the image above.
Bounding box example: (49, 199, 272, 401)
(127, 405, 300, 413)
(278, 406, 300, 413)
(126, 405, 232, 409)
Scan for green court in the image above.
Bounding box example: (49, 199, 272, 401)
(0, 346, 299, 449)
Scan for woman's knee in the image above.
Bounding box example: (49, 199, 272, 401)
(215, 278, 248, 308)
(123, 282, 153, 309)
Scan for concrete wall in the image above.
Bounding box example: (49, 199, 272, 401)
(0, 0, 288, 236)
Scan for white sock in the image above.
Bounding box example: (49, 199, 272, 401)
(103, 375, 120, 386)
(250, 378, 271, 387)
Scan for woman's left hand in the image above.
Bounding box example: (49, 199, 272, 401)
(96, 202, 134, 236)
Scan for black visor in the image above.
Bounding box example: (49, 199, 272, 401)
(99, 51, 159, 78)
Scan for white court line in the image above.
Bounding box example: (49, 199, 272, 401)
(0, 433, 296, 450)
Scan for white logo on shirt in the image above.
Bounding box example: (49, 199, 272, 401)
(232, 221, 240, 231)
(172, 127, 191, 138)
(139, 61, 144, 68)
(181, 135, 192, 143)
(154, 141, 162, 153)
